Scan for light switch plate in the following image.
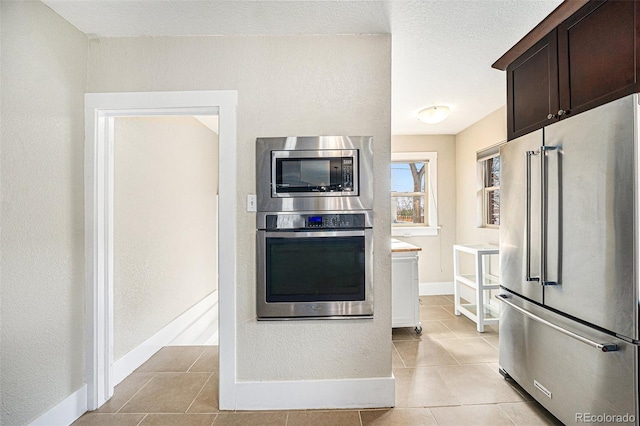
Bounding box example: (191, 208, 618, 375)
(247, 194, 257, 212)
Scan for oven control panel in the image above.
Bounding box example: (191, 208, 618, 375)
(307, 214, 361, 228)
(265, 213, 366, 230)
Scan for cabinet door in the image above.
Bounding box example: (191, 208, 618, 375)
(391, 253, 419, 327)
(507, 30, 559, 141)
(557, 0, 639, 117)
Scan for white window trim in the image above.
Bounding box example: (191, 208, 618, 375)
(391, 151, 439, 237)
(479, 153, 500, 228)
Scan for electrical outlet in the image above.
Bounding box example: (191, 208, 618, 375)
(247, 194, 257, 212)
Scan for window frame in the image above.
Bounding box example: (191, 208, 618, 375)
(391, 152, 439, 237)
(479, 153, 500, 228)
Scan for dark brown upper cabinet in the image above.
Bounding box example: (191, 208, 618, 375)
(557, 0, 638, 118)
(507, 31, 559, 141)
(500, 0, 640, 141)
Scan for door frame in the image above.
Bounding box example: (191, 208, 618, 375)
(84, 90, 238, 410)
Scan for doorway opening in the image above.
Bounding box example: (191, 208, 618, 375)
(84, 91, 238, 411)
(112, 114, 219, 374)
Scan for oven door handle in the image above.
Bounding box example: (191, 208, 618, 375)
(263, 230, 366, 238)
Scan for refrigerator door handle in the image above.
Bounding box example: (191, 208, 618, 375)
(540, 145, 557, 286)
(525, 150, 540, 282)
(496, 294, 619, 352)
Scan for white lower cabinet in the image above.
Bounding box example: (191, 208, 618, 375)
(391, 248, 422, 334)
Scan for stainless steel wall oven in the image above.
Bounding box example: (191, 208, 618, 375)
(257, 212, 373, 319)
(256, 136, 374, 320)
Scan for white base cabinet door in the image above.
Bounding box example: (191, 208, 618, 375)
(392, 251, 421, 333)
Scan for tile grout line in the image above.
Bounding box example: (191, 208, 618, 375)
(504, 377, 535, 403)
(439, 315, 500, 339)
(431, 365, 464, 408)
(438, 362, 531, 407)
(115, 372, 157, 414)
(439, 319, 465, 338)
(495, 404, 519, 426)
(481, 335, 500, 350)
(135, 413, 149, 426)
(426, 335, 462, 367)
(391, 341, 408, 368)
(186, 346, 209, 373)
(433, 334, 500, 365)
(185, 371, 215, 414)
(427, 407, 442, 426)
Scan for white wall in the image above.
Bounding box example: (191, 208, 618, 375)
(455, 106, 505, 276)
(0, 2, 88, 425)
(114, 116, 218, 360)
(391, 135, 456, 285)
(87, 35, 392, 382)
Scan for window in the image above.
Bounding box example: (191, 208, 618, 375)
(392, 162, 426, 225)
(477, 143, 503, 228)
(482, 156, 500, 226)
(391, 152, 438, 236)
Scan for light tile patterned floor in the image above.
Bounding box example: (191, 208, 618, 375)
(74, 296, 561, 425)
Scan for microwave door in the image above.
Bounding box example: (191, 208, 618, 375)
(277, 158, 333, 192)
(272, 150, 359, 197)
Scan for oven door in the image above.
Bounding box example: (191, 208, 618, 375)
(257, 229, 373, 319)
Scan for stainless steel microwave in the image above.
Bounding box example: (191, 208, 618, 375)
(272, 149, 358, 196)
(256, 136, 373, 212)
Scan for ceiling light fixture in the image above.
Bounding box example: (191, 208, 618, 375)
(417, 105, 451, 124)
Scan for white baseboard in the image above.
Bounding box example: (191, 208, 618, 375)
(419, 281, 453, 296)
(170, 298, 219, 346)
(29, 385, 87, 426)
(112, 290, 218, 386)
(234, 376, 395, 410)
(31, 292, 219, 424)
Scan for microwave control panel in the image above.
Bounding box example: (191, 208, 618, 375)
(341, 158, 354, 191)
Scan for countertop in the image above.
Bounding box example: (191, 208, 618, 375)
(391, 238, 422, 253)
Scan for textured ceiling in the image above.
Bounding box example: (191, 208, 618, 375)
(43, 0, 562, 135)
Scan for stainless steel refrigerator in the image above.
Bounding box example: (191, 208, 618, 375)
(498, 93, 639, 425)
